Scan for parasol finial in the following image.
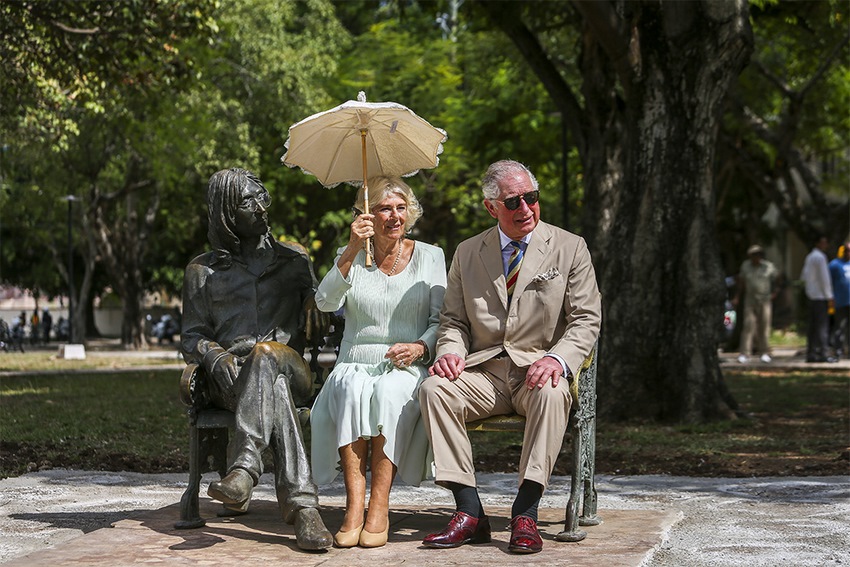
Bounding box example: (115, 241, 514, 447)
(357, 91, 367, 103)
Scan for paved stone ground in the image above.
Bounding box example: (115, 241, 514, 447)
(0, 470, 847, 566)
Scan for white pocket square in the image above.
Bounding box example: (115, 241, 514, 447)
(532, 268, 561, 283)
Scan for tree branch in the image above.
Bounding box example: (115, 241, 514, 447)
(137, 188, 161, 262)
(798, 31, 850, 99)
(99, 179, 155, 202)
(570, 0, 634, 93)
(51, 21, 100, 35)
(479, 1, 588, 160)
(750, 60, 793, 97)
(751, 31, 849, 100)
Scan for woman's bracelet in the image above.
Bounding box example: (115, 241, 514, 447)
(414, 340, 429, 361)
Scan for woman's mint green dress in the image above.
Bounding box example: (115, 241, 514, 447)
(310, 241, 446, 486)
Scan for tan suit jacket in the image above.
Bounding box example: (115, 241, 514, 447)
(436, 221, 601, 375)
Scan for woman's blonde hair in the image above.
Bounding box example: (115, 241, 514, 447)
(354, 176, 423, 233)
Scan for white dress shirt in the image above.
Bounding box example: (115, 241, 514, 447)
(801, 248, 833, 300)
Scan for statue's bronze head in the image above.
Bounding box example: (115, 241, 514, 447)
(207, 168, 269, 254)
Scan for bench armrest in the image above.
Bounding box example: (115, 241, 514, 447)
(179, 363, 203, 407)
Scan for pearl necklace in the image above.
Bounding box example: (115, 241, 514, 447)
(388, 240, 403, 276)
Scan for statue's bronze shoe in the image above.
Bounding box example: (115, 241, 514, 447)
(294, 508, 333, 551)
(207, 468, 253, 505)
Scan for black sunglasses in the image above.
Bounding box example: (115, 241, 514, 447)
(497, 190, 539, 211)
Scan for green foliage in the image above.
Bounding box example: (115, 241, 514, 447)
(1, 0, 842, 352)
(318, 0, 571, 263)
(741, 0, 849, 182)
(0, 0, 351, 317)
(716, 0, 849, 273)
(191, 0, 352, 269)
(0, 0, 220, 150)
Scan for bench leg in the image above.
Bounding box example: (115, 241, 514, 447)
(556, 418, 587, 542)
(579, 416, 601, 526)
(175, 423, 205, 529)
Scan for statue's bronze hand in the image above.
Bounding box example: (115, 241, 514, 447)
(210, 354, 239, 391)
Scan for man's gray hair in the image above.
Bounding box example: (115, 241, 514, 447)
(481, 160, 539, 200)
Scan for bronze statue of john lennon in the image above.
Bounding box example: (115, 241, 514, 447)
(180, 167, 332, 550)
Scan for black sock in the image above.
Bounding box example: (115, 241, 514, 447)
(447, 482, 484, 518)
(511, 480, 543, 521)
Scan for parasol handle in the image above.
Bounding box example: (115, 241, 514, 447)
(361, 129, 372, 267)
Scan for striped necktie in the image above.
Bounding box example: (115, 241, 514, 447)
(506, 240, 524, 302)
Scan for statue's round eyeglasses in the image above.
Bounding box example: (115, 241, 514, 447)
(238, 190, 271, 212)
(496, 190, 539, 211)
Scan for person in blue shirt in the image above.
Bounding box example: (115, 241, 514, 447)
(828, 242, 850, 359)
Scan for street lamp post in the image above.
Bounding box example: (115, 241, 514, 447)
(561, 116, 569, 231)
(0, 144, 8, 281)
(63, 195, 79, 343)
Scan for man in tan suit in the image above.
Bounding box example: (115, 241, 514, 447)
(419, 160, 601, 554)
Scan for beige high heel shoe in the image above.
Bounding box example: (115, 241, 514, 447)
(359, 524, 389, 548)
(334, 523, 363, 548)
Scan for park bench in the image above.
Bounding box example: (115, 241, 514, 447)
(174, 331, 600, 542)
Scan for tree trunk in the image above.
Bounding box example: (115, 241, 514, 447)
(88, 154, 157, 350)
(121, 281, 146, 349)
(582, 2, 752, 421)
(487, 0, 753, 421)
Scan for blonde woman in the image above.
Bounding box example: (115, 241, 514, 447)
(310, 177, 446, 548)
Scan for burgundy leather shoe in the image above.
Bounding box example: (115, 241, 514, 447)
(508, 515, 543, 553)
(422, 511, 491, 548)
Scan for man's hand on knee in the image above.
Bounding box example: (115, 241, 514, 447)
(525, 357, 564, 389)
(429, 353, 465, 381)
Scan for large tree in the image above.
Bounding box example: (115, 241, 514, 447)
(0, 0, 219, 345)
(481, 0, 753, 421)
(0, 0, 348, 347)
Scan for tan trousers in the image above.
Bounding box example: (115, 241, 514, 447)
(740, 299, 772, 356)
(418, 355, 571, 490)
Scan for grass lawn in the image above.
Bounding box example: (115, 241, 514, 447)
(1, 367, 848, 479)
(0, 350, 180, 372)
(1, 370, 187, 477)
(600, 368, 849, 476)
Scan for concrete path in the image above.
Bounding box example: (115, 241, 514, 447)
(0, 471, 847, 566)
(717, 345, 850, 370)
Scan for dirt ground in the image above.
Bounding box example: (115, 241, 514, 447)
(6, 429, 848, 479)
(2, 349, 848, 480)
